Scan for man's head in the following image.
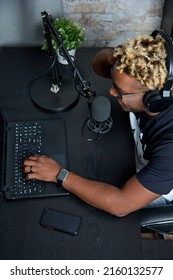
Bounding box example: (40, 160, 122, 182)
(113, 34, 168, 90)
(110, 32, 173, 114)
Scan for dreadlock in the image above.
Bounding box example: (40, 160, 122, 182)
(113, 34, 168, 90)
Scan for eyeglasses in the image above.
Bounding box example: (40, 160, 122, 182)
(112, 81, 148, 100)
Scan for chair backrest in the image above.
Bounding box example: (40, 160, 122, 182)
(140, 204, 173, 235)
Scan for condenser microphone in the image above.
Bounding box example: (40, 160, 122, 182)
(87, 96, 113, 134)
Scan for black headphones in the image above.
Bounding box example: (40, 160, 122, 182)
(143, 29, 173, 112)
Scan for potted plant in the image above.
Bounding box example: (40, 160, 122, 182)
(42, 17, 85, 64)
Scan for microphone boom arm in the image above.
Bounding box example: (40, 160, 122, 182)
(41, 11, 96, 103)
(42, 12, 62, 89)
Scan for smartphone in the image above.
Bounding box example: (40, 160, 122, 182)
(40, 207, 82, 235)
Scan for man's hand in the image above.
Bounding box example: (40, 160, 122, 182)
(23, 155, 62, 183)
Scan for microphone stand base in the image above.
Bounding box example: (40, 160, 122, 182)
(30, 75, 79, 112)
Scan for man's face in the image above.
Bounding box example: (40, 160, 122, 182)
(110, 65, 149, 113)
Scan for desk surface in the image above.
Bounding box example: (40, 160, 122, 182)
(0, 47, 142, 260)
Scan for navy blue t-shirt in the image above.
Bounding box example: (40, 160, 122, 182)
(136, 105, 173, 195)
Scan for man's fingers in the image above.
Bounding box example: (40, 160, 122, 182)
(26, 172, 38, 180)
(24, 159, 37, 166)
(23, 165, 34, 173)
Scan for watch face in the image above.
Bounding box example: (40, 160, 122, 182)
(58, 168, 69, 182)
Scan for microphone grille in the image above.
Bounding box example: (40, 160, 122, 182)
(91, 96, 111, 122)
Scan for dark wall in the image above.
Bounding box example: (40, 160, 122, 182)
(0, 0, 63, 46)
(161, 0, 173, 37)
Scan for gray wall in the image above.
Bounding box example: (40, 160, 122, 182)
(0, 0, 63, 46)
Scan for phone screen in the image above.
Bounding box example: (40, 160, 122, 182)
(40, 207, 82, 235)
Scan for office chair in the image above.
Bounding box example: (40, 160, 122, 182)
(140, 204, 173, 235)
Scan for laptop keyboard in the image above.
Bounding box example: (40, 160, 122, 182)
(12, 121, 45, 197)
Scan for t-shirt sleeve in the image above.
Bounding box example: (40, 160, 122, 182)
(136, 142, 173, 195)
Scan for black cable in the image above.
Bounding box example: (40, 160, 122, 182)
(27, 55, 57, 89)
(0, 54, 57, 103)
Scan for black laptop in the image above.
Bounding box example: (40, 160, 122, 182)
(0, 109, 69, 199)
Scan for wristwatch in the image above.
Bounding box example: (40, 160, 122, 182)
(57, 168, 70, 183)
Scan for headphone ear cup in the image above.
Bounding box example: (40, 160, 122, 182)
(143, 90, 160, 112)
(143, 90, 173, 113)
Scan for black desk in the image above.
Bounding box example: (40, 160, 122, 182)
(0, 47, 142, 260)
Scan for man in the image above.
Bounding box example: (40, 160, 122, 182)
(23, 32, 173, 217)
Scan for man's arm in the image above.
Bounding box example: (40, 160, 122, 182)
(61, 172, 160, 217)
(24, 155, 160, 217)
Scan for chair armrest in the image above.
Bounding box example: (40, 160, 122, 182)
(140, 204, 173, 234)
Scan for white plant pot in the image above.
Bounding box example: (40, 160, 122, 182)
(56, 49, 76, 65)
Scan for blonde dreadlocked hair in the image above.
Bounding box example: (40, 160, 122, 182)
(113, 34, 168, 90)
